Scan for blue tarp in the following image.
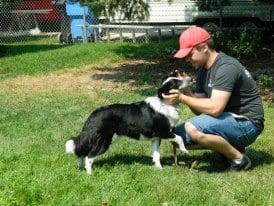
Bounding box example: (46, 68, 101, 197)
(66, 2, 95, 41)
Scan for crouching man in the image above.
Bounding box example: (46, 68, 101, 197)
(163, 26, 264, 171)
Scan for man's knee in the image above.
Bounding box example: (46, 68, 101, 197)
(185, 122, 202, 142)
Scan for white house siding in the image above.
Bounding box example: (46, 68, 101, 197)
(109, 0, 273, 24)
(110, 0, 198, 23)
(146, 0, 197, 23)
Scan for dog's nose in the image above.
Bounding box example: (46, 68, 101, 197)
(186, 76, 192, 83)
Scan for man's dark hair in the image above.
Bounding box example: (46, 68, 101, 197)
(195, 38, 215, 51)
(206, 38, 215, 50)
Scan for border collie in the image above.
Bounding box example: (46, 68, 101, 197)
(65, 71, 192, 174)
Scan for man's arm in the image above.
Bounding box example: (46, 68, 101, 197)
(186, 92, 206, 115)
(164, 89, 231, 117)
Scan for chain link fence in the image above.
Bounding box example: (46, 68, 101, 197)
(0, 0, 273, 45)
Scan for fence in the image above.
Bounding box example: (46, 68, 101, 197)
(0, 0, 273, 45)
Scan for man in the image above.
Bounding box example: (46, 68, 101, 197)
(163, 26, 264, 171)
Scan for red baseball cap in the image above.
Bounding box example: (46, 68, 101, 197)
(174, 26, 211, 59)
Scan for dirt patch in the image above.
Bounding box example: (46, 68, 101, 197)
(0, 53, 273, 103)
(0, 73, 93, 95)
(0, 60, 155, 96)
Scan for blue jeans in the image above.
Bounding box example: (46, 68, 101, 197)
(174, 112, 260, 149)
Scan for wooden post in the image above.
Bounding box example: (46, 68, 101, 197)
(172, 27, 175, 39)
(106, 28, 110, 42)
(132, 29, 136, 43)
(82, 14, 88, 43)
(119, 28, 123, 42)
(158, 28, 161, 43)
(93, 27, 98, 42)
(145, 29, 149, 43)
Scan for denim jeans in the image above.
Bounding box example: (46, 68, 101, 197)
(174, 112, 260, 149)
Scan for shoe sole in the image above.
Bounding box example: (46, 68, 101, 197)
(243, 157, 251, 170)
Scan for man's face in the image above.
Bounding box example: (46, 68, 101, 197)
(184, 43, 208, 69)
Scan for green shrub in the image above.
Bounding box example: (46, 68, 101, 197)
(257, 73, 272, 89)
(211, 29, 261, 58)
(0, 44, 7, 57)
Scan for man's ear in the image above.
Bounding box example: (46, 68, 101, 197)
(201, 42, 209, 52)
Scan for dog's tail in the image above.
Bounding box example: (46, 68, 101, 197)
(65, 139, 75, 154)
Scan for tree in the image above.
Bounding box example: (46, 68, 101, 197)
(73, 0, 149, 21)
(0, 0, 18, 10)
(0, 0, 19, 31)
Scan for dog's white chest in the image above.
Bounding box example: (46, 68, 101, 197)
(145, 97, 180, 128)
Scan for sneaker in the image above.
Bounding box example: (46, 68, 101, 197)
(228, 154, 251, 171)
(236, 147, 246, 154)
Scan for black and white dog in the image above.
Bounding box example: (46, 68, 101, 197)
(65, 71, 192, 174)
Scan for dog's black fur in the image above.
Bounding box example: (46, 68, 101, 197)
(72, 102, 174, 157)
(66, 71, 191, 174)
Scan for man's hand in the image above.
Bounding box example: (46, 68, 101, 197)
(162, 89, 184, 105)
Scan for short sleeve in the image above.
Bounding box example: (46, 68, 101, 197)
(213, 64, 240, 92)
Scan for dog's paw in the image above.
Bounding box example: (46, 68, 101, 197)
(180, 149, 189, 156)
(86, 170, 93, 175)
(154, 163, 163, 169)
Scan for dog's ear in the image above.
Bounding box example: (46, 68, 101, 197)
(160, 70, 177, 83)
(158, 87, 164, 99)
(167, 70, 187, 78)
(158, 88, 164, 99)
(169, 70, 177, 77)
(158, 81, 172, 99)
(175, 70, 189, 78)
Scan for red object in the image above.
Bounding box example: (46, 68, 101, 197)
(15, 0, 60, 23)
(174, 26, 211, 59)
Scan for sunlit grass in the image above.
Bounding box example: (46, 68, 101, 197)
(0, 39, 273, 205)
(0, 39, 175, 80)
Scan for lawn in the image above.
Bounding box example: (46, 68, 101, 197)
(0, 38, 273, 206)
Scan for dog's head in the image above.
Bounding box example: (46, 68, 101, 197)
(158, 70, 192, 99)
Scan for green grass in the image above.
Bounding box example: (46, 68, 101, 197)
(0, 38, 273, 205)
(0, 38, 175, 80)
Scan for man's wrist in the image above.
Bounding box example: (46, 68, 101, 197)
(179, 94, 185, 103)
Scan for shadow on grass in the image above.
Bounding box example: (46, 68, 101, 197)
(1, 35, 76, 57)
(1, 35, 54, 43)
(89, 58, 193, 97)
(93, 154, 194, 169)
(5, 44, 71, 57)
(89, 43, 273, 99)
(247, 148, 274, 167)
(93, 152, 222, 169)
(93, 148, 273, 173)
(95, 154, 152, 167)
(188, 149, 273, 173)
(92, 152, 229, 171)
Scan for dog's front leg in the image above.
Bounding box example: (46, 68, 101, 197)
(171, 142, 178, 166)
(84, 156, 96, 175)
(170, 134, 189, 155)
(151, 138, 162, 169)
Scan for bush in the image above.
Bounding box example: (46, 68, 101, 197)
(0, 44, 7, 57)
(257, 73, 273, 89)
(211, 29, 262, 58)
